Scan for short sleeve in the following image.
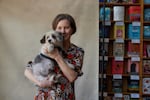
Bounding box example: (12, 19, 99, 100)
(66, 45, 84, 77)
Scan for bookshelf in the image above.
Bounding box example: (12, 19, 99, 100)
(99, 0, 150, 100)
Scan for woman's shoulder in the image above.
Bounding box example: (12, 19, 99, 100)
(71, 43, 84, 54)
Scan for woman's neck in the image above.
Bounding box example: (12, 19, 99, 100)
(63, 40, 71, 51)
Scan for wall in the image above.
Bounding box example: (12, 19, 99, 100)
(0, 0, 99, 100)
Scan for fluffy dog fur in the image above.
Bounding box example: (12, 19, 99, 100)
(27, 30, 64, 84)
(27, 30, 75, 87)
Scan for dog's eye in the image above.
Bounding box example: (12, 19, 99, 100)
(52, 34, 56, 39)
(47, 36, 49, 39)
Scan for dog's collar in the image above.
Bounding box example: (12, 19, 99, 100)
(40, 53, 55, 61)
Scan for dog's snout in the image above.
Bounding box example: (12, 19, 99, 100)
(48, 39, 51, 43)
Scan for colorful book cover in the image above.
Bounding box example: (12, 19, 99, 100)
(99, 7, 111, 21)
(143, 78, 150, 94)
(128, 80, 139, 92)
(128, 24, 140, 39)
(144, 0, 150, 4)
(113, 42, 124, 57)
(144, 8, 150, 21)
(113, 6, 125, 21)
(127, 59, 139, 74)
(114, 22, 125, 39)
(127, 41, 140, 57)
(143, 60, 150, 74)
(112, 59, 124, 74)
(144, 26, 150, 38)
(128, 6, 141, 21)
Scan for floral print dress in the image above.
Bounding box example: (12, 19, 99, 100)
(31, 44, 84, 100)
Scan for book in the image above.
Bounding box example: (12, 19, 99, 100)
(143, 78, 150, 94)
(114, 22, 125, 39)
(143, 42, 148, 57)
(99, 7, 111, 21)
(113, 42, 124, 57)
(127, 41, 140, 57)
(128, 0, 136, 3)
(113, 6, 125, 21)
(128, 80, 139, 92)
(143, 97, 150, 100)
(100, 42, 109, 56)
(143, 60, 150, 74)
(128, 23, 140, 39)
(99, 61, 108, 74)
(112, 79, 122, 93)
(144, 0, 150, 4)
(99, 77, 107, 92)
(147, 45, 150, 57)
(144, 26, 150, 38)
(99, 24, 110, 38)
(128, 6, 141, 21)
(144, 8, 150, 21)
(127, 59, 139, 74)
(112, 59, 124, 74)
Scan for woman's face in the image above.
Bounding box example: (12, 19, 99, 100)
(55, 19, 73, 41)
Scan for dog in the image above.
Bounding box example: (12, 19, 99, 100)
(27, 30, 75, 89)
(27, 30, 64, 85)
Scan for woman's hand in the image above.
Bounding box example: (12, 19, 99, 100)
(42, 44, 60, 60)
(38, 79, 53, 88)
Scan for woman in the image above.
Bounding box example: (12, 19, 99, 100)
(24, 13, 84, 100)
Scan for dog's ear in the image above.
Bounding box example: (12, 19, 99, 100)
(40, 35, 46, 44)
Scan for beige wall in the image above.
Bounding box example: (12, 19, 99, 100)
(0, 0, 99, 100)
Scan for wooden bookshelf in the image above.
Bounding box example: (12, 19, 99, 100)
(99, 0, 150, 100)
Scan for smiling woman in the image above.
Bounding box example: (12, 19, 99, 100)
(24, 13, 85, 100)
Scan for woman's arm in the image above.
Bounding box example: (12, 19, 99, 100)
(24, 69, 53, 88)
(54, 54, 78, 83)
(24, 69, 41, 85)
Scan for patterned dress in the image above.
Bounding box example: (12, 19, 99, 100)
(28, 44, 84, 100)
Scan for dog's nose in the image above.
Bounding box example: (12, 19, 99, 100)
(48, 39, 51, 43)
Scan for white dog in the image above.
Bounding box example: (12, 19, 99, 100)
(27, 30, 75, 89)
(27, 30, 64, 85)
